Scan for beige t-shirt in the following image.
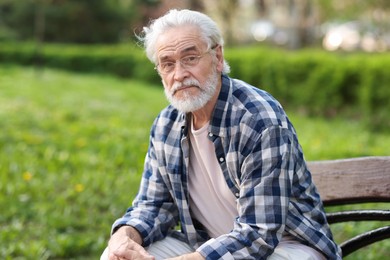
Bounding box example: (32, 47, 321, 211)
(188, 121, 238, 238)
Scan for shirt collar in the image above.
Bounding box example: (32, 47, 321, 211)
(209, 74, 232, 138)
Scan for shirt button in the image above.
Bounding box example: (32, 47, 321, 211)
(235, 193, 239, 197)
(219, 157, 224, 162)
(208, 133, 213, 137)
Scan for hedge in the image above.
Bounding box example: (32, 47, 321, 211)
(0, 42, 389, 130)
(0, 42, 160, 82)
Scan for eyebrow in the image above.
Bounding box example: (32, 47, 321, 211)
(180, 46, 198, 54)
(158, 45, 199, 62)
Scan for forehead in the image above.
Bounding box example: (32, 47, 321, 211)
(155, 25, 206, 58)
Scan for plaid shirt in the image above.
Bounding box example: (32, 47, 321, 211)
(113, 75, 341, 259)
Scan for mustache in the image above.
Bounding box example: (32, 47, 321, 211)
(171, 78, 201, 95)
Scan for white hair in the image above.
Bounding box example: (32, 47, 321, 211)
(138, 9, 230, 74)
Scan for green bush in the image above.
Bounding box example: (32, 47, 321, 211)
(227, 47, 390, 131)
(0, 42, 389, 130)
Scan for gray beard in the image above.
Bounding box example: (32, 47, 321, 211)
(164, 71, 219, 113)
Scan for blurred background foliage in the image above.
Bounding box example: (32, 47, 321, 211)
(0, 0, 138, 43)
(0, 0, 389, 50)
(0, 0, 389, 130)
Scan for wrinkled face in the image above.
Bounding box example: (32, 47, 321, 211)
(155, 25, 223, 113)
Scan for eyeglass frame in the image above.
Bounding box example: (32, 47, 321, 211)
(154, 45, 219, 75)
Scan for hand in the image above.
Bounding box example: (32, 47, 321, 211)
(167, 252, 204, 260)
(108, 226, 154, 260)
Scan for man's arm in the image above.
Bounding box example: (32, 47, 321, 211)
(110, 227, 204, 260)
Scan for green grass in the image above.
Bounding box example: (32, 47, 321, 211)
(0, 64, 389, 259)
(0, 65, 167, 259)
(290, 115, 390, 161)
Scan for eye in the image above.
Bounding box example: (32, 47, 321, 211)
(160, 62, 175, 71)
(182, 55, 199, 65)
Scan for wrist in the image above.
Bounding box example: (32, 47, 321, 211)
(116, 225, 143, 245)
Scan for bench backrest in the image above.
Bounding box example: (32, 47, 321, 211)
(307, 156, 390, 257)
(308, 156, 390, 206)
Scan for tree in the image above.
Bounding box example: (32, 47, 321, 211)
(201, 0, 241, 46)
(252, 0, 319, 49)
(0, 0, 137, 43)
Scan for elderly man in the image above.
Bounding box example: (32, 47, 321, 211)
(102, 9, 341, 260)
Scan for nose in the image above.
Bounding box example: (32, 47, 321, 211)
(173, 61, 190, 82)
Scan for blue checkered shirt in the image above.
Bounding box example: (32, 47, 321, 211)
(113, 75, 341, 259)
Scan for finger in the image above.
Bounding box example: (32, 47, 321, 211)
(108, 252, 122, 260)
(113, 251, 154, 260)
(111, 244, 153, 260)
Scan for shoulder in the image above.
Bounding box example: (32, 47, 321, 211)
(229, 77, 289, 130)
(155, 105, 183, 125)
(150, 105, 185, 140)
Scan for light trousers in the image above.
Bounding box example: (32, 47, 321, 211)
(101, 236, 325, 260)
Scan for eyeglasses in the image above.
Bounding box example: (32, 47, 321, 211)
(155, 45, 218, 75)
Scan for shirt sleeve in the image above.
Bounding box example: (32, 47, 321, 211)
(111, 128, 180, 246)
(197, 124, 297, 259)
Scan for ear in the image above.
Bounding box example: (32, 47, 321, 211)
(215, 45, 224, 72)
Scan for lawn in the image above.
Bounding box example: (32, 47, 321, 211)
(0, 65, 389, 259)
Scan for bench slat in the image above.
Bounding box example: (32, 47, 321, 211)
(308, 156, 390, 206)
(326, 210, 390, 224)
(340, 226, 390, 257)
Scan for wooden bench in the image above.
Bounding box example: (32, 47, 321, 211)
(308, 156, 390, 258)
